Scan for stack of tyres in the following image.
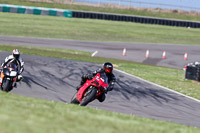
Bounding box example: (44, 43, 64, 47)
(185, 64, 197, 80)
(185, 62, 200, 81)
(196, 64, 200, 81)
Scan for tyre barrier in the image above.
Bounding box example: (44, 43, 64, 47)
(1, 4, 200, 28)
(0, 4, 72, 18)
(185, 62, 200, 81)
(72, 11, 200, 28)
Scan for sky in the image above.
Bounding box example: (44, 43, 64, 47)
(137, 0, 200, 10)
(76, 0, 200, 11)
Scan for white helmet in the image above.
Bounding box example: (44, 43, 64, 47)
(12, 49, 20, 60)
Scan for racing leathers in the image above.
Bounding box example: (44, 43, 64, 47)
(77, 68, 116, 102)
(0, 55, 24, 83)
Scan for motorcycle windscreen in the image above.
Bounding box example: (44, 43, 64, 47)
(10, 71, 17, 77)
(9, 63, 17, 70)
(99, 73, 108, 84)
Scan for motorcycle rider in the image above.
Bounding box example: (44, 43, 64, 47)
(76, 62, 116, 102)
(0, 49, 24, 85)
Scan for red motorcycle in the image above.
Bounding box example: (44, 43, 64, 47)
(71, 73, 108, 106)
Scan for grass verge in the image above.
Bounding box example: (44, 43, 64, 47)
(0, 45, 200, 132)
(0, 13, 200, 45)
(1, 0, 200, 21)
(0, 91, 199, 133)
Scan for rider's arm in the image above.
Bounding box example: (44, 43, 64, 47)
(84, 68, 103, 79)
(18, 58, 24, 74)
(19, 66, 24, 74)
(1, 56, 12, 67)
(82, 68, 104, 80)
(92, 68, 103, 76)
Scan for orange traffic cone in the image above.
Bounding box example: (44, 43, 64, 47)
(162, 51, 166, 59)
(122, 48, 126, 56)
(145, 50, 149, 58)
(184, 52, 188, 60)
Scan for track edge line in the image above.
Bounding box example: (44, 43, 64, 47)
(115, 68, 200, 103)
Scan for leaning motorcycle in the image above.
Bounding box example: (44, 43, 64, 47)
(0, 64, 18, 92)
(71, 73, 108, 106)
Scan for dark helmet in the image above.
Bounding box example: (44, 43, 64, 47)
(103, 62, 113, 74)
(12, 49, 20, 60)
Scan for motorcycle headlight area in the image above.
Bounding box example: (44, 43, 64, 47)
(10, 71, 17, 77)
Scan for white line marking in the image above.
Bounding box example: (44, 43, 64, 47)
(91, 51, 98, 57)
(115, 68, 200, 103)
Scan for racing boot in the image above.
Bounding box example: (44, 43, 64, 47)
(13, 82, 17, 88)
(17, 75, 23, 82)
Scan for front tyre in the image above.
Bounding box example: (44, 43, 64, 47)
(2, 79, 13, 92)
(80, 88, 97, 106)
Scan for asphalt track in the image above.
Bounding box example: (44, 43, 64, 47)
(1, 36, 200, 127)
(1, 35, 200, 69)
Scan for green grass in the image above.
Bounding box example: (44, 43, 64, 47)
(1, 0, 200, 22)
(1, 45, 200, 100)
(1, 91, 199, 133)
(0, 13, 200, 45)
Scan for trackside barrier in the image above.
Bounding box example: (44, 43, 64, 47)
(72, 11, 200, 28)
(1, 4, 200, 28)
(0, 4, 72, 18)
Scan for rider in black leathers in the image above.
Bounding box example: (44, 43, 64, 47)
(76, 62, 116, 102)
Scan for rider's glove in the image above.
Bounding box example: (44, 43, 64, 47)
(88, 74, 93, 79)
(83, 74, 93, 80)
(82, 74, 88, 79)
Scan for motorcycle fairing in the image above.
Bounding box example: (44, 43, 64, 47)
(76, 73, 108, 102)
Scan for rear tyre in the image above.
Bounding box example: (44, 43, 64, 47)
(80, 88, 97, 106)
(2, 80, 13, 92)
(70, 92, 80, 104)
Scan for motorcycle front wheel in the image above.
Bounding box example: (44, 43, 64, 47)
(2, 79, 13, 92)
(80, 88, 97, 106)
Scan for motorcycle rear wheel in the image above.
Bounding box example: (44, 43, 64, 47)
(80, 88, 97, 106)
